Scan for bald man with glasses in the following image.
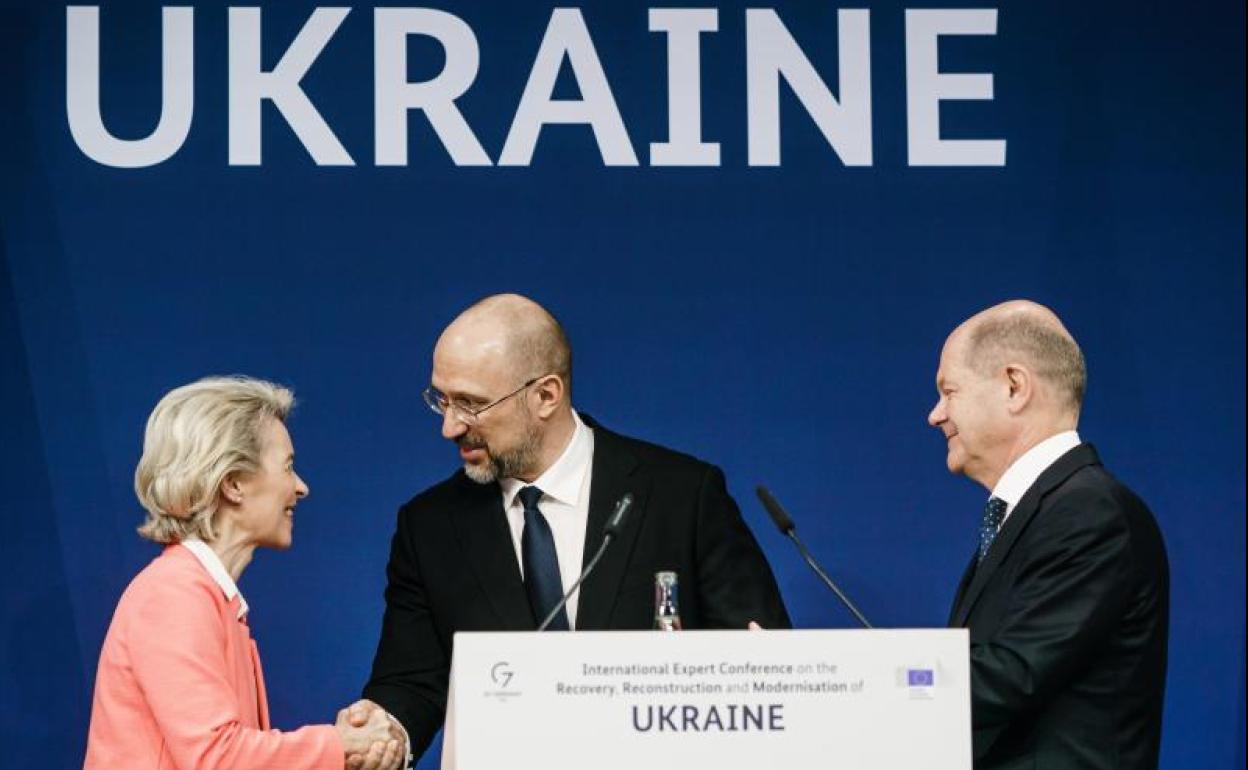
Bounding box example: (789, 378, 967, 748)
(356, 294, 791, 764)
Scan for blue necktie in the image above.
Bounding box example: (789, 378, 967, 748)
(978, 497, 1008, 563)
(518, 486, 569, 630)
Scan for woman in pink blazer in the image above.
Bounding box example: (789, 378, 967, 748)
(84, 377, 405, 770)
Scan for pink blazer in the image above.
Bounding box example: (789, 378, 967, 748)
(84, 544, 342, 770)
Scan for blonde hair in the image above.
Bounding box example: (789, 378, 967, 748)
(134, 376, 294, 544)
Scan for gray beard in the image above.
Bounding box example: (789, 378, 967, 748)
(463, 420, 542, 485)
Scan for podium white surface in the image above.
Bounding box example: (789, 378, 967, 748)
(445, 629, 970, 770)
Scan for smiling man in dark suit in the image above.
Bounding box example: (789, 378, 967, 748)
(929, 300, 1169, 769)
(357, 293, 790, 761)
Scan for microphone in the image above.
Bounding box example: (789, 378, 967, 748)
(537, 493, 634, 632)
(756, 486, 873, 629)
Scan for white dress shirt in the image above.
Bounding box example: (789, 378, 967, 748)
(991, 430, 1082, 525)
(498, 410, 594, 629)
(181, 537, 249, 620)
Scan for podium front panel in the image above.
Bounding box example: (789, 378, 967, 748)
(448, 629, 970, 769)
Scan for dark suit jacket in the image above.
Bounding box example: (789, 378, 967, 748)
(949, 444, 1169, 770)
(363, 416, 791, 757)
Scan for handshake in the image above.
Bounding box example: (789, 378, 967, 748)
(333, 699, 408, 770)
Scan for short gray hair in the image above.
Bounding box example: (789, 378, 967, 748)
(134, 376, 294, 544)
(966, 315, 1087, 412)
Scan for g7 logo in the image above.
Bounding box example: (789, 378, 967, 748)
(491, 661, 514, 689)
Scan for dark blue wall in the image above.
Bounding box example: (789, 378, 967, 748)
(1, 1, 1243, 768)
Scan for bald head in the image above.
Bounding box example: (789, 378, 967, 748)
(436, 293, 572, 391)
(956, 300, 1086, 416)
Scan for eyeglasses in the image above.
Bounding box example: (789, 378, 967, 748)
(422, 376, 544, 426)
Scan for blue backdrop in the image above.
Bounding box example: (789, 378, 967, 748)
(1, 1, 1243, 768)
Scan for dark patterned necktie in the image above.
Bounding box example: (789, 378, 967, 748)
(518, 485, 569, 630)
(978, 497, 1008, 563)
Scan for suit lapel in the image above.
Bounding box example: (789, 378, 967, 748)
(248, 637, 271, 729)
(574, 419, 650, 631)
(447, 475, 536, 629)
(950, 444, 1101, 627)
(947, 552, 979, 626)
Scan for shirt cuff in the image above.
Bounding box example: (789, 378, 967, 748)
(385, 712, 414, 770)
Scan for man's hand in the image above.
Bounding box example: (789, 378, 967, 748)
(336, 701, 404, 770)
(345, 735, 403, 770)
